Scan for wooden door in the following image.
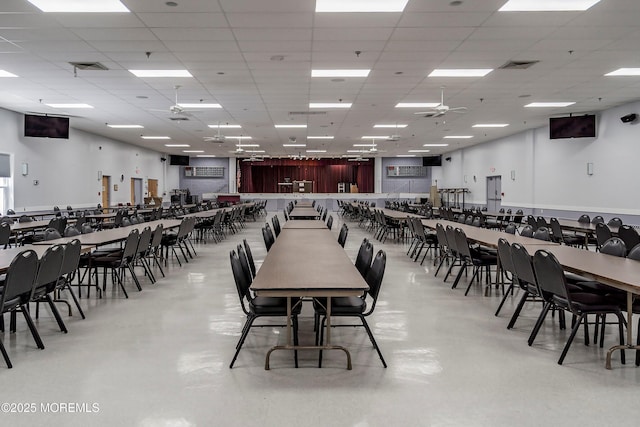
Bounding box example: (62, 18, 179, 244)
(148, 179, 158, 197)
(101, 175, 110, 211)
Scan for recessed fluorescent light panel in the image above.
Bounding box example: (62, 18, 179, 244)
(499, 0, 600, 12)
(275, 124, 307, 128)
(443, 136, 473, 139)
(235, 144, 260, 147)
(307, 136, 334, 139)
(177, 103, 221, 109)
(347, 150, 366, 153)
(396, 155, 416, 157)
(0, 70, 18, 77)
(27, 0, 130, 12)
(208, 124, 241, 129)
(129, 70, 192, 78)
(244, 150, 265, 153)
(306, 150, 327, 153)
(423, 144, 449, 147)
(353, 144, 377, 147)
(525, 102, 575, 108)
(312, 69, 370, 77)
(183, 150, 204, 153)
(472, 124, 509, 128)
(165, 144, 189, 147)
(196, 155, 217, 158)
(283, 144, 307, 147)
(45, 103, 93, 109)
(226, 136, 252, 140)
(429, 69, 493, 77)
(316, 0, 409, 12)
(605, 68, 640, 76)
(374, 124, 408, 128)
(361, 136, 389, 140)
(309, 103, 352, 109)
(142, 136, 170, 140)
(108, 124, 144, 129)
(408, 150, 431, 153)
(395, 103, 440, 108)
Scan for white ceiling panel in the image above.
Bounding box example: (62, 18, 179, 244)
(135, 13, 228, 28)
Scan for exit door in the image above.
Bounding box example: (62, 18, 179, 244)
(486, 176, 502, 212)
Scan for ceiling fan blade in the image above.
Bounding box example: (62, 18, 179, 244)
(448, 107, 468, 112)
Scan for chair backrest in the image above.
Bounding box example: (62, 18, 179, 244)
(242, 239, 257, 279)
(618, 225, 640, 253)
(0, 250, 39, 310)
(122, 229, 140, 261)
(510, 243, 537, 290)
(60, 239, 82, 277)
(136, 226, 152, 256)
(33, 244, 65, 294)
(0, 216, 14, 224)
(595, 222, 612, 247)
(0, 222, 10, 247)
(237, 244, 253, 284)
(548, 218, 564, 242)
(532, 250, 570, 303)
(229, 250, 251, 314)
(457, 214, 466, 224)
(578, 214, 591, 224)
(81, 223, 94, 234)
(591, 215, 604, 224)
(327, 215, 333, 230)
(121, 217, 131, 227)
(150, 224, 164, 248)
(130, 216, 139, 225)
(454, 228, 472, 260)
(6, 209, 15, 215)
(74, 215, 86, 230)
(608, 217, 623, 228)
(520, 225, 534, 238)
(533, 226, 551, 241)
(63, 225, 81, 237)
(535, 216, 547, 230)
(504, 222, 517, 235)
(435, 223, 448, 249)
(44, 227, 62, 241)
(271, 216, 281, 237)
(445, 225, 457, 255)
(526, 215, 536, 228)
(262, 227, 273, 251)
(600, 237, 627, 257)
(338, 224, 348, 247)
(464, 216, 473, 225)
(355, 238, 374, 279)
(497, 238, 516, 275)
(471, 216, 481, 227)
(513, 210, 524, 224)
(627, 243, 640, 261)
(364, 250, 386, 305)
(18, 215, 33, 223)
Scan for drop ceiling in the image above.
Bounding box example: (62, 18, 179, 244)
(1, 0, 640, 158)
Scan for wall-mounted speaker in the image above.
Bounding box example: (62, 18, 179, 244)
(620, 113, 637, 123)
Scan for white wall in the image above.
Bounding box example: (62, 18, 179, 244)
(439, 99, 640, 217)
(0, 108, 179, 211)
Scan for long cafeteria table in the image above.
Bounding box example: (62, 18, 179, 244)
(0, 244, 94, 274)
(288, 207, 321, 220)
(422, 219, 640, 369)
(250, 222, 369, 369)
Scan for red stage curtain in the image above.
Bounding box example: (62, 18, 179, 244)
(238, 159, 374, 193)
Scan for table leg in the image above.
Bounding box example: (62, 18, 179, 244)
(606, 291, 640, 369)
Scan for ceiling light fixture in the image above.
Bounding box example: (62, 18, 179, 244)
(142, 136, 171, 140)
(165, 144, 189, 147)
(423, 144, 449, 147)
(45, 103, 93, 109)
(316, 0, 409, 12)
(374, 124, 408, 128)
(605, 68, 640, 76)
(226, 136, 252, 140)
(235, 144, 260, 147)
(27, 0, 131, 12)
(306, 150, 327, 153)
(396, 154, 417, 157)
(353, 144, 377, 147)
(283, 144, 307, 147)
(129, 69, 192, 78)
(443, 135, 473, 139)
(108, 124, 144, 129)
(275, 124, 307, 128)
(0, 70, 18, 77)
(177, 103, 222, 109)
(244, 150, 265, 153)
(499, 0, 600, 12)
(472, 124, 509, 128)
(208, 124, 241, 128)
(309, 103, 352, 109)
(307, 136, 334, 139)
(361, 136, 389, 140)
(408, 150, 431, 153)
(183, 150, 204, 153)
(196, 155, 217, 158)
(429, 69, 493, 77)
(312, 69, 370, 77)
(525, 102, 575, 107)
(395, 102, 440, 108)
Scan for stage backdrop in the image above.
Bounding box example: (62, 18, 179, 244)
(239, 158, 374, 193)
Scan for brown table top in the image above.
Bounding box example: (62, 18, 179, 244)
(289, 207, 321, 219)
(32, 219, 181, 247)
(0, 244, 94, 273)
(295, 201, 314, 208)
(9, 220, 52, 233)
(251, 228, 368, 297)
(555, 218, 619, 234)
(282, 220, 327, 229)
(378, 208, 425, 220)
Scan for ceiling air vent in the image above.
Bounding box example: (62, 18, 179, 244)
(69, 62, 109, 71)
(169, 117, 189, 121)
(499, 60, 539, 70)
(288, 111, 327, 116)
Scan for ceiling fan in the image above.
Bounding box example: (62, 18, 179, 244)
(203, 122, 226, 143)
(150, 85, 201, 116)
(414, 87, 467, 118)
(242, 154, 265, 162)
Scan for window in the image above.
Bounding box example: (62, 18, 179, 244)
(0, 154, 13, 214)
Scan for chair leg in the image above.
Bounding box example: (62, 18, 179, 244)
(0, 338, 12, 368)
(45, 295, 68, 333)
(528, 302, 551, 346)
(558, 313, 585, 365)
(63, 283, 85, 319)
(230, 315, 255, 368)
(293, 315, 299, 369)
(464, 266, 480, 296)
(360, 315, 387, 368)
(495, 282, 515, 317)
(507, 291, 530, 329)
(21, 306, 45, 350)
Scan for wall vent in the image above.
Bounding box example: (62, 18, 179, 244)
(288, 111, 327, 116)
